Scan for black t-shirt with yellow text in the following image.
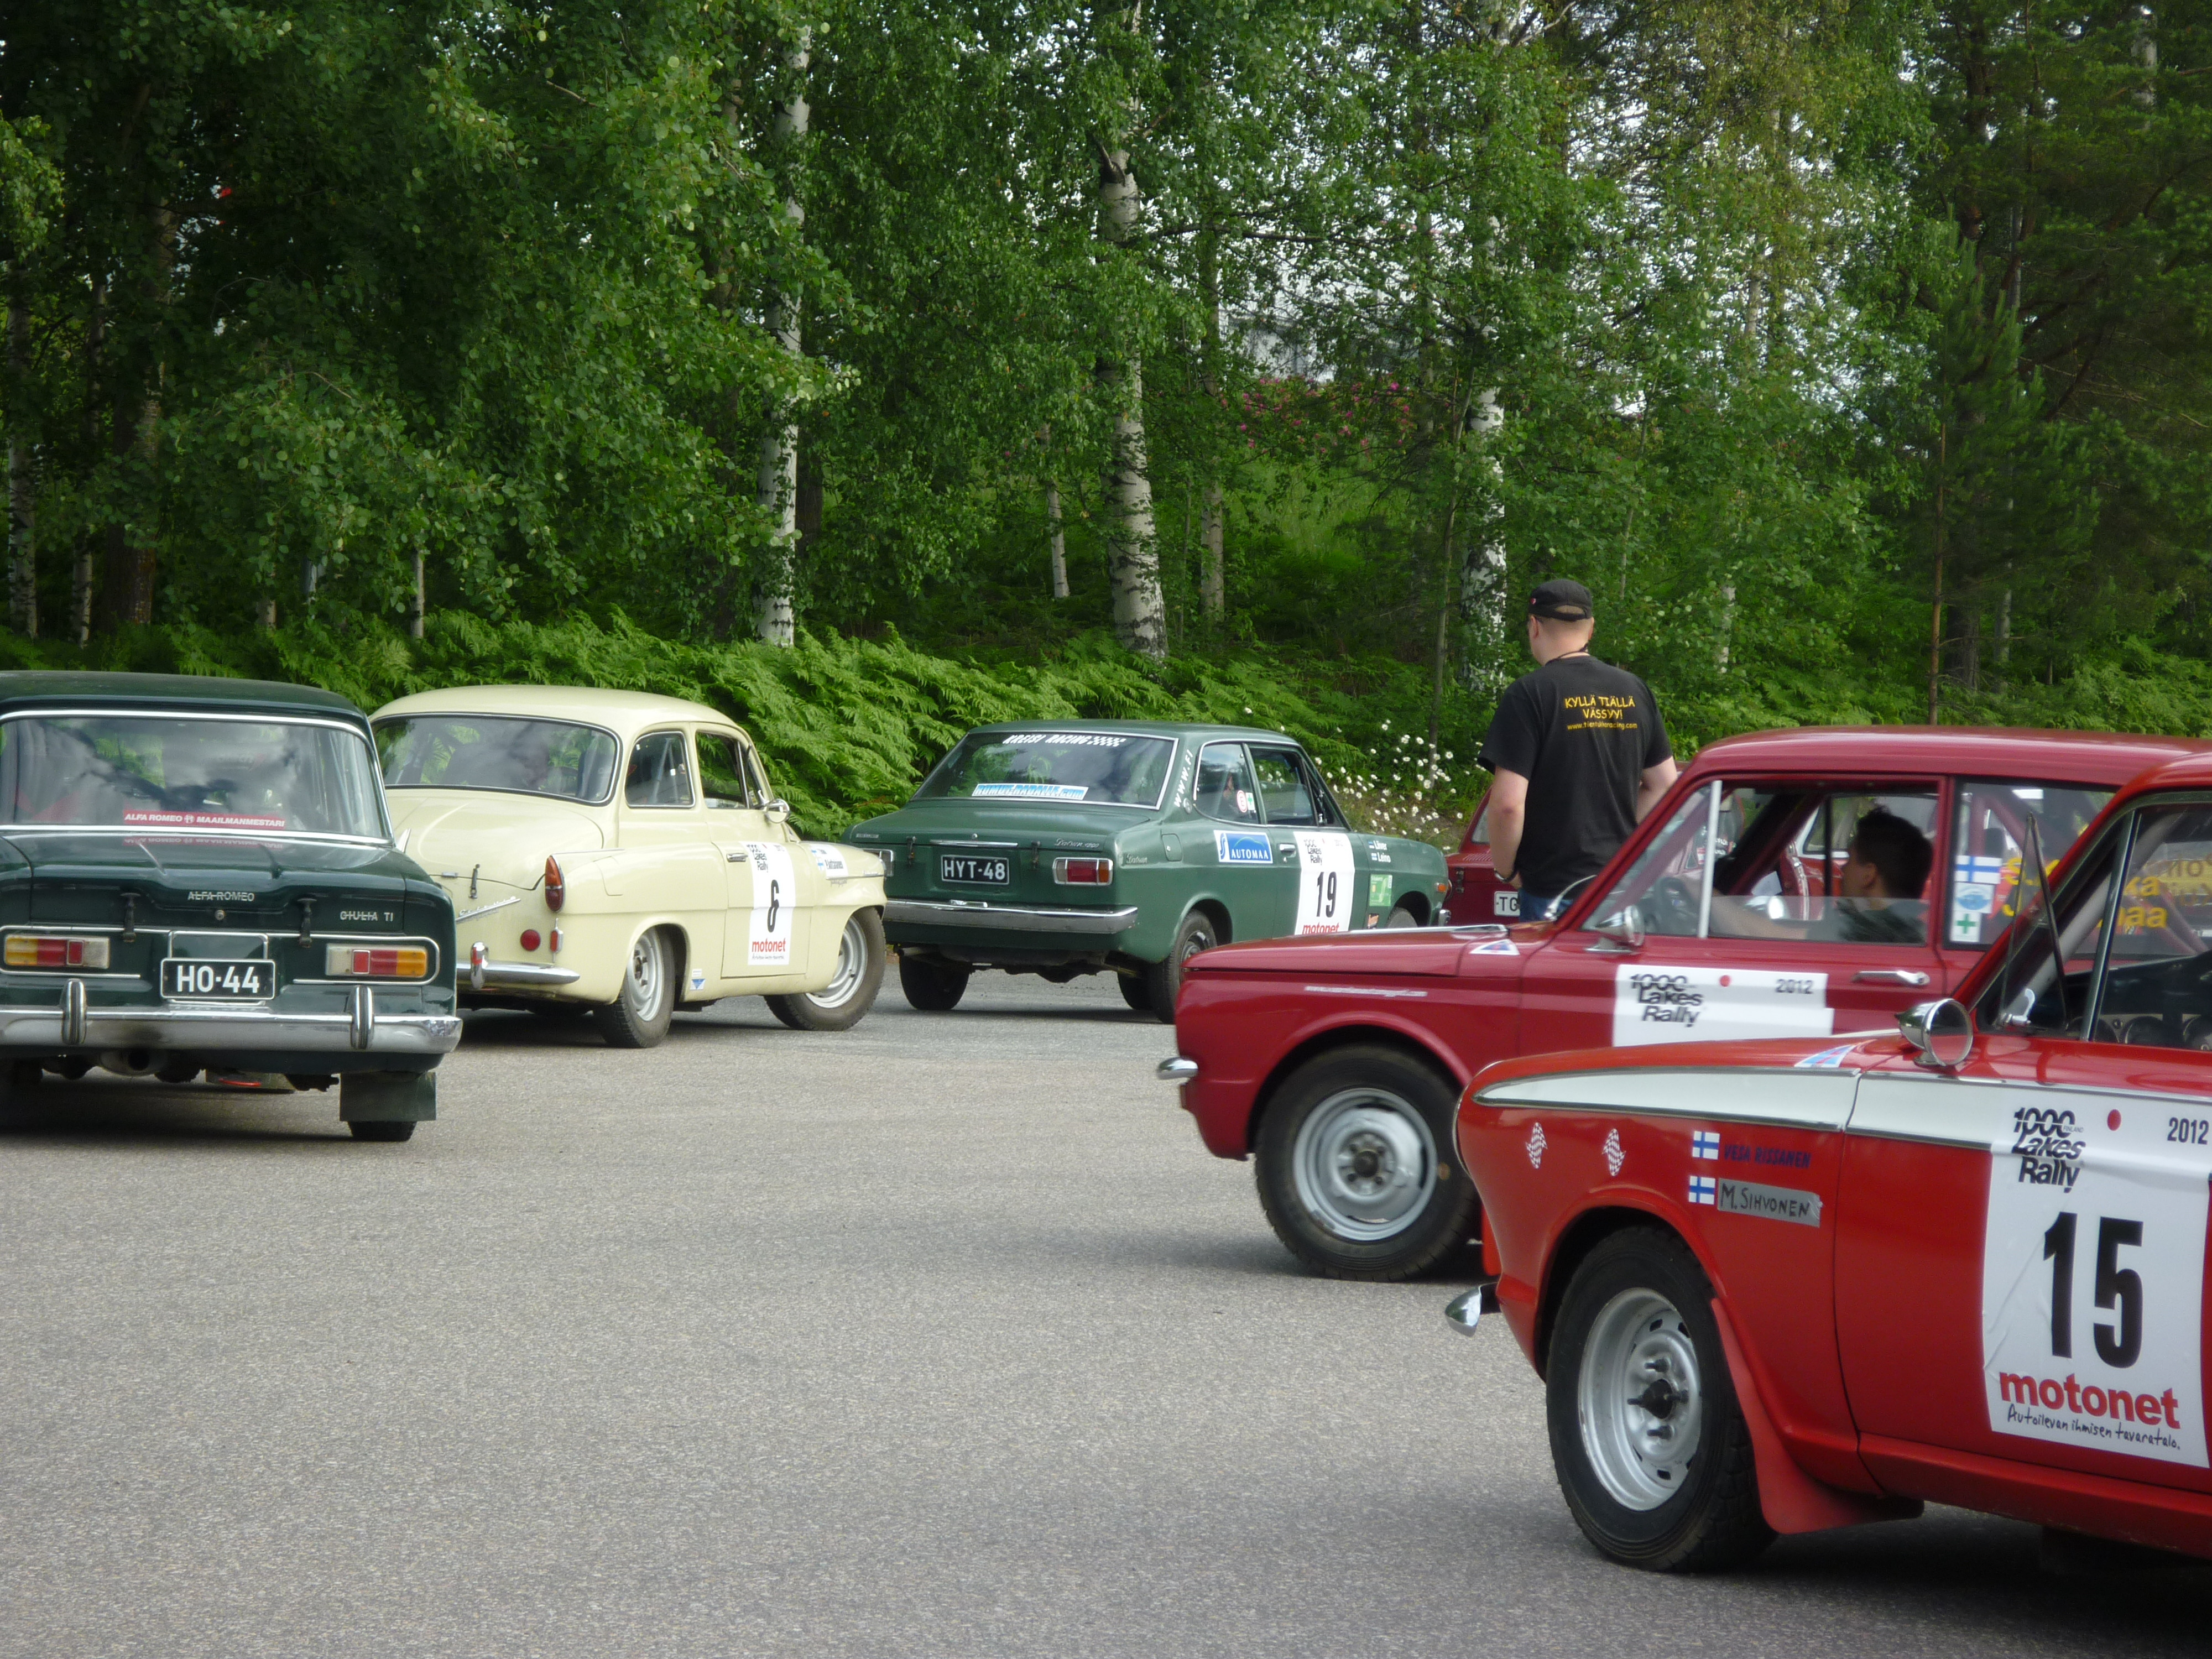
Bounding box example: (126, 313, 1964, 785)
(1477, 654, 1672, 897)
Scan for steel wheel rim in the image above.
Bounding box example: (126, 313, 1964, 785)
(627, 931, 665, 1015)
(1577, 1287, 1703, 1511)
(1289, 1087, 1436, 1242)
(807, 915, 867, 1009)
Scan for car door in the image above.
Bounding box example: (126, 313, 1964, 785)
(698, 729, 811, 982)
(1520, 776, 1948, 1058)
(1189, 741, 1286, 942)
(1448, 792, 1515, 925)
(1251, 744, 1359, 937)
(1835, 799, 2212, 1498)
(615, 729, 725, 987)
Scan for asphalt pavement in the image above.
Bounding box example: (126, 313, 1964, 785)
(3, 974, 2210, 1658)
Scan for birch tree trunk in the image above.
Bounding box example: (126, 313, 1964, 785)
(409, 549, 426, 639)
(1045, 480, 1069, 598)
(7, 289, 34, 637)
(755, 30, 810, 648)
(1096, 145, 1166, 658)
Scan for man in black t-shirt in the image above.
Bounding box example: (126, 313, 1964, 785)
(1478, 579, 1677, 922)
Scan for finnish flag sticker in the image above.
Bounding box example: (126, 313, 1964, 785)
(1689, 1175, 1718, 1206)
(1691, 1130, 1721, 1160)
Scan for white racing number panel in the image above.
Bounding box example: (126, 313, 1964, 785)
(742, 841, 798, 967)
(1293, 831, 1357, 935)
(1981, 1088, 2212, 1468)
(1611, 966, 1835, 1047)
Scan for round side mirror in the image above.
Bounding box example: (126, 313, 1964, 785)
(765, 798, 792, 825)
(1899, 998, 1975, 1070)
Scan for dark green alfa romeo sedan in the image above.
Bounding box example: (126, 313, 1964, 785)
(847, 721, 1448, 1020)
(0, 672, 459, 1138)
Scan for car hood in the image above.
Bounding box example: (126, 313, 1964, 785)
(1185, 926, 1522, 979)
(386, 791, 606, 885)
(847, 799, 1144, 849)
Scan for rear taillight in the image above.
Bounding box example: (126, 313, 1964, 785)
(4, 935, 109, 969)
(325, 945, 431, 979)
(1052, 857, 1114, 885)
(544, 855, 565, 911)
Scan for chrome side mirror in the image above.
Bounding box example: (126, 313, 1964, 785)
(1900, 998, 1974, 1070)
(765, 798, 792, 825)
(1589, 906, 1644, 953)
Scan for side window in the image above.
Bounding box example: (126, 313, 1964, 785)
(1194, 743, 1260, 823)
(1948, 780, 2114, 950)
(697, 732, 751, 808)
(625, 731, 695, 808)
(1590, 783, 1715, 938)
(742, 745, 774, 808)
(1250, 747, 1322, 827)
(1707, 788, 1938, 946)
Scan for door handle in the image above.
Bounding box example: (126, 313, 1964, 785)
(1854, 968, 1931, 986)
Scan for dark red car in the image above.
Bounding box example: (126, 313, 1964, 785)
(1163, 727, 2212, 1281)
(1443, 790, 1514, 925)
(1452, 744, 2212, 1569)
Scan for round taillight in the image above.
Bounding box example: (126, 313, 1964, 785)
(520, 929, 542, 952)
(544, 855, 565, 911)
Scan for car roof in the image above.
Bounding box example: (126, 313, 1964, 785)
(0, 670, 365, 722)
(2115, 748, 2212, 795)
(962, 718, 1294, 744)
(372, 684, 740, 733)
(1689, 726, 2212, 786)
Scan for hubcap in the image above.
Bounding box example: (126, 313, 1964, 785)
(807, 915, 868, 1009)
(1289, 1087, 1436, 1243)
(1577, 1288, 1703, 1511)
(627, 932, 664, 1014)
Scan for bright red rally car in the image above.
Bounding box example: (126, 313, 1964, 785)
(1450, 747, 2212, 1570)
(1165, 727, 2212, 1281)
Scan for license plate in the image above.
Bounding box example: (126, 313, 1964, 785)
(941, 853, 1010, 885)
(160, 957, 274, 1001)
(1494, 890, 1520, 918)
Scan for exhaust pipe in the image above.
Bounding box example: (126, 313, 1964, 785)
(98, 1048, 165, 1078)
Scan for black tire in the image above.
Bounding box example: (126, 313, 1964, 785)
(899, 953, 971, 1011)
(596, 926, 677, 1048)
(1546, 1227, 1774, 1572)
(155, 1056, 201, 1084)
(1117, 972, 1155, 1013)
(766, 909, 887, 1032)
(348, 1120, 416, 1142)
(1142, 910, 1218, 1025)
(1386, 901, 1422, 928)
(1253, 1044, 1477, 1281)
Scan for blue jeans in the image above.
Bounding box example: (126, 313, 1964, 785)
(1517, 892, 1568, 924)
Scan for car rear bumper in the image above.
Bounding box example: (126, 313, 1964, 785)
(0, 999, 461, 1057)
(886, 900, 1140, 937)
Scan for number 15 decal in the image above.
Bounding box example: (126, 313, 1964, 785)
(1983, 1092, 2211, 1468)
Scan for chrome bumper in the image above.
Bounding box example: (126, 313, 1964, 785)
(0, 1004, 461, 1056)
(886, 900, 1139, 936)
(467, 944, 582, 992)
(1157, 1055, 1198, 1084)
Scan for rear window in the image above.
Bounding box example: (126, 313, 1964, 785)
(1948, 780, 2115, 949)
(915, 731, 1176, 808)
(1, 714, 385, 839)
(376, 715, 620, 805)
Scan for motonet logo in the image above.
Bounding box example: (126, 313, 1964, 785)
(752, 937, 789, 958)
(1627, 972, 1702, 1027)
(1998, 1369, 2183, 1439)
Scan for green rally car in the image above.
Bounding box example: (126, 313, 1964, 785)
(847, 721, 1449, 1021)
(0, 671, 460, 1138)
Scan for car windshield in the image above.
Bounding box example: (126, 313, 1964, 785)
(0, 714, 385, 838)
(915, 731, 1176, 808)
(375, 714, 620, 805)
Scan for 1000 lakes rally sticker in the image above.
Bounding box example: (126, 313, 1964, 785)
(1611, 966, 1834, 1046)
(1982, 1091, 2212, 1468)
(742, 842, 797, 966)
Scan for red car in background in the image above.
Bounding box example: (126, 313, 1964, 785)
(1444, 792, 1516, 925)
(1164, 727, 2212, 1281)
(1452, 746, 2212, 1569)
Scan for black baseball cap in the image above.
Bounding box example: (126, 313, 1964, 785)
(1530, 578, 1594, 622)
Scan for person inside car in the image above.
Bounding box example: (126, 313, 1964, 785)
(1713, 808, 1933, 943)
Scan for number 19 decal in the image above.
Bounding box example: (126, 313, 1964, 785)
(1293, 832, 1355, 936)
(1983, 1093, 2209, 1468)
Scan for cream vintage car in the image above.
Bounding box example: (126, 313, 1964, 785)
(369, 686, 887, 1045)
